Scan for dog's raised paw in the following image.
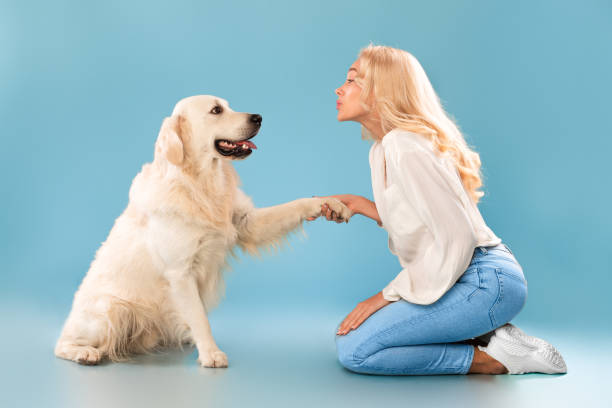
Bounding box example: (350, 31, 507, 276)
(198, 349, 228, 368)
(323, 198, 353, 222)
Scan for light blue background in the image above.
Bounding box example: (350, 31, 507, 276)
(1, 1, 611, 406)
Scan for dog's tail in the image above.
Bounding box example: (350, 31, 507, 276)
(101, 296, 171, 362)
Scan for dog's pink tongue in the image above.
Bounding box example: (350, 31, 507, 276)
(237, 140, 257, 149)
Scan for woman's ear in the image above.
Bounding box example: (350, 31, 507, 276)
(155, 115, 184, 166)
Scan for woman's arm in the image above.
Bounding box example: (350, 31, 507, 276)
(312, 194, 382, 226)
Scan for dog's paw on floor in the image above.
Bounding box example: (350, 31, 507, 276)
(56, 344, 102, 366)
(198, 349, 228, 368)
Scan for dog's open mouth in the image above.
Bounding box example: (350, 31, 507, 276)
(214, 139, 258, 158)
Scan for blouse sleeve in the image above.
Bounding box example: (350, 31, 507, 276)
(381, 146, 478, 304)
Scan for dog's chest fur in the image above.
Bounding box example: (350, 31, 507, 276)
(131, 162, 241, 272)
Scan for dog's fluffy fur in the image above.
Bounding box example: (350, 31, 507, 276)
(54, 95, 351, 367)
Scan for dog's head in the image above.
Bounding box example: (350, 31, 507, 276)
(154, 95, 261, 167)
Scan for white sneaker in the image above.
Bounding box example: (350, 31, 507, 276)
(478, 323, 567, 375)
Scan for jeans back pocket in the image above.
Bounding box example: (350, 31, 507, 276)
(489, 267, 528, 329)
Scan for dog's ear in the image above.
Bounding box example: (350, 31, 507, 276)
(155, 115, 184, 166)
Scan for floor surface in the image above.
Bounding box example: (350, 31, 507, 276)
(1, 298, 609, 408)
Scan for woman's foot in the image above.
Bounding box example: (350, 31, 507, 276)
(478, 324, 567, 375)
(469, 346, 508, 374)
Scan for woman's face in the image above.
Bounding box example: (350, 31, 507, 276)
(335, 59, 369, 123)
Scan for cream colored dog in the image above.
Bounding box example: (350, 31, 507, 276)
(55, 95, 351, 367)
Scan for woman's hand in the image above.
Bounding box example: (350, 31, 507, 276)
(336, 291, 391, 335)
(307, 194, 382, 226)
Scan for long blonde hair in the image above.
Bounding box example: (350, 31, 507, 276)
(356, 45, 485, 205)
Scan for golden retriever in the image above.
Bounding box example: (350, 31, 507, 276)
(54, 95, 351, 367)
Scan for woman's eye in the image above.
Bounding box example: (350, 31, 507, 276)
(347, 79, 354, 83)
(210, 106, 223, 114)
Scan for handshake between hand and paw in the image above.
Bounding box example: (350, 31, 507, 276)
(306, 194, 365, 224)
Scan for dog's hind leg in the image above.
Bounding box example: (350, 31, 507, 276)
(54, 295, 113, 365)
(55, 295, 164, 365)
(54, 312, 106, 365)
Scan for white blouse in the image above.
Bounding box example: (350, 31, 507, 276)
(370, 129, 501, 305)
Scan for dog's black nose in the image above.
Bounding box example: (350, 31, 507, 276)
(250, 114, 262, 125)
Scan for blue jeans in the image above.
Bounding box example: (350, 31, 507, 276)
(335, 243, 528, 375)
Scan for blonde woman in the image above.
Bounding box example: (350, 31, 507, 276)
(314, 45, 567, 375)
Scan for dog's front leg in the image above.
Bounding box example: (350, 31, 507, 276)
(166, 269, 227, 368)
(235, 197, 352, 252)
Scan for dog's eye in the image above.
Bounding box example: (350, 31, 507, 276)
(210, 106, 223, 115)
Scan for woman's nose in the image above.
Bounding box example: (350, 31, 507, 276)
(335, 87, 342, 96)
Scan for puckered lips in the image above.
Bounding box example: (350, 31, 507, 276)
(214, 136, 258, 159)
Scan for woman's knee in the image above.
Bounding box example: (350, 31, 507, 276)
(335, 334, 366, 371)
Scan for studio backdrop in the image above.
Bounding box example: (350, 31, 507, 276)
(1, 0, 610, 331)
